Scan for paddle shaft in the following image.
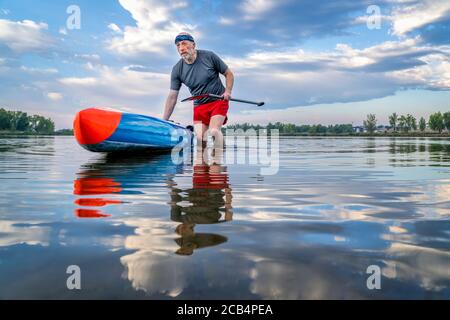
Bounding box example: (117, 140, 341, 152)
(207, 94, 264, 106)
(181, 93, 264, 106)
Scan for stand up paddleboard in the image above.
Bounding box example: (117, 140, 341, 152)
(74, 108, 193, 153)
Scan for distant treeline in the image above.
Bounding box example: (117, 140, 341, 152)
(0, 108, 55, 134)
(227, 111, 450, 135)
(226, 123, 354, 134)
(366, 111, 450, 133)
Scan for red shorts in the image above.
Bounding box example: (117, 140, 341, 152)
(193, 100, 229, 126)
(193, 165, 229, 189)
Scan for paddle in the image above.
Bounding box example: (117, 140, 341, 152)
(181, 93, 265, 107)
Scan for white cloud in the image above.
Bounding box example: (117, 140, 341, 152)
(388, 52, 450, 89)
(223, 37, 450, 108)
(59, 77, 98, 86)
(390, 0, 450, 36)
(108, 0, 196, 56)
(73, 64, 168, 96)
(59, 27, 67, 35)
(74, 53, 101, 62)
(20, 66, 58, 74)
(121, 250, 186, 296)
(1, 9, 10, 15)
(226, 89, 449, 127)
(46, 54, 197, 122)
(249, 260, 343, 299)
(108, 23, 122, 33)
(218, 17, 234, 26)
(0, 221, 50, 247)
(386, 243, 450, 291)
(118, 218, 187, 296)
(47, 92, 63, 101)
(57, 64, 174, 117)
(2, 1, 449, 130)
(241, 0, 279, 21)
(352, 14, 392, 27)
(227, 37, 430, 70)
(0, 19, 53, 52)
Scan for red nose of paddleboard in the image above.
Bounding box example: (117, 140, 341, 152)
(73, 108, 122, 145)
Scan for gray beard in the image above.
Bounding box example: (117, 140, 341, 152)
(182, 51, 197, 64)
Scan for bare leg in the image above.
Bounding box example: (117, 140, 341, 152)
(194, 121, 208, 149)
(209, 115, 226, 149)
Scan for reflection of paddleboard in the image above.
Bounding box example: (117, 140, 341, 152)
(73, 153, 186, 218)
(75, 209, 111, 218)
(73, 108, 192, 153)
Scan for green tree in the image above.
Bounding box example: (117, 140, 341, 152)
(0, 108, 56, 133)
(29, 115, 55, 134)
(429, 112, 444, 133)
(41, 117, 55, 133)
(0, 108, 11, 130)
(444, 112, 450, 131)
(363, 114, 377, 133)
(343, 124, 354, 134)
(419, 117, 426, 132)
(298, 125, 309, 133)
(9, 111, 29, 131)
(406, 114, 417, 131)
(389, 113, 398, 132)
(398, 115, 407, 132)
(317, 124, 327, 134)
(285, 123, 296, 134)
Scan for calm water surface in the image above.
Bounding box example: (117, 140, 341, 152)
(0, 136, 449, 299)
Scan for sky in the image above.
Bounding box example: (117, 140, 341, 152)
(0, 0, 449, 129)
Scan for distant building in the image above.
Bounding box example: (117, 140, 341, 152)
(353, 126, 365, 133)
(352, 125, 392, 133)
(376, 125, 391, 133)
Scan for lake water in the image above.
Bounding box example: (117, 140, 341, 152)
(0, 136, 449, 299)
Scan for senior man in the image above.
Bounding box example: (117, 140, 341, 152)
(163, 32, 234, 148)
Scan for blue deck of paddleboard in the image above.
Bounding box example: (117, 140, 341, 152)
(82, 112, 192, 152)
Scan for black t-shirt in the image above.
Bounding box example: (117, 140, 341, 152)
(170, 50, 229, 106)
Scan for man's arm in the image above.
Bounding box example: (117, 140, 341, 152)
(163, 90, 179, 121)
(222, 68, 234, 101)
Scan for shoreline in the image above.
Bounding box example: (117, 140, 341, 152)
(0, 132, 73, 137)
(276, 133, 450, 137)
(1, 132, 448, 138)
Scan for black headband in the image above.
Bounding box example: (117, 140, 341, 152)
(175, 34, 194, 44)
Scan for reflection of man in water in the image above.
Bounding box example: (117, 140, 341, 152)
(174, 223, 228, 256)
(168, 149, 233, 255)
